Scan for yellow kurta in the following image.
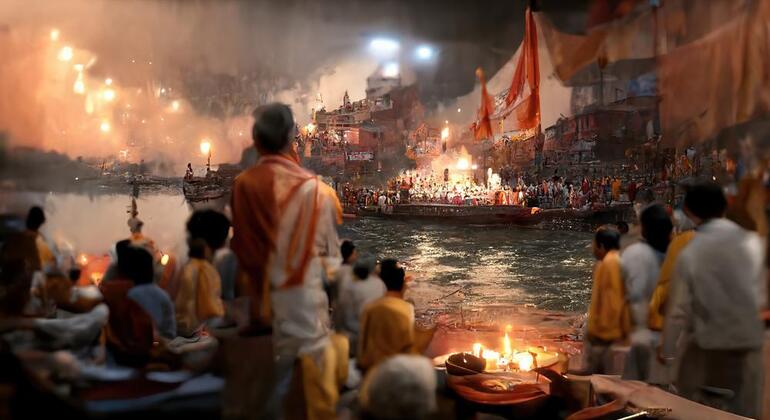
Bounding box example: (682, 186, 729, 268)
(587, 250, 630, 342)
(35, 234, 55, 270)
(358, 296, 416, 371)
(175, 258, 225, 334)
(648, 231, 695, 331)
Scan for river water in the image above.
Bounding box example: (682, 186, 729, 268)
(2, 191, 594, 315)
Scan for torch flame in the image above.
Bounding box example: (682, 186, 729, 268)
(441, 126, 449, 140)
(200, 140, 211, 155)
(102, 88, 116, 102)
(57, 46, 73, 62)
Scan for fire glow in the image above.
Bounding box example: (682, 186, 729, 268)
(468, 326, 559, 373)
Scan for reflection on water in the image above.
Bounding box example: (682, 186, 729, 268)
(340, 218, 594, 313)
(2, 191, 594, 314)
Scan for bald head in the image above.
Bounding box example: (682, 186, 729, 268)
(252, 103, 295, 154)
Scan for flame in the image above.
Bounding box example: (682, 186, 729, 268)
(57, 46, 73, 62)
(200, 140, 211, 155)
(171, 100, 180, 111)
(503, 332, 512, 357)
(105, 78, 113, 86)
(160, 254, 170, 266)
(73, 78, 85, 94)
(99, 121, 111, 133)
(514, 352, 534, 372)
(102, 88, 116, 102)
(78, 253, 88, 266)
(456, 157, 470, 170)
(306, 122, 316, 134)
(50, 29, 60, 42)
(441, 126, 449, 140)
(472, 343, 482, 357)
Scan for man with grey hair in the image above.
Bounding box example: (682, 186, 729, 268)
(359, 355, 437, 420)
(231, 103, 346, 417)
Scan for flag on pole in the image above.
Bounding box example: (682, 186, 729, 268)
(473, 67, 495, 141)
(503, 8, 541, 131)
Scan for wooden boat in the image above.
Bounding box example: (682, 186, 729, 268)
(182, 177, 226, 202)
(357, 204, 543, 225)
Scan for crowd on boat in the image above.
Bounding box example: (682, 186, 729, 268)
(1, 103, 767, 419)
(342, 171, 649, 211)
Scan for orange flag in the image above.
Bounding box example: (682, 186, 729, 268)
(473, 67, 495, 141)
(504, 8, 541, 131)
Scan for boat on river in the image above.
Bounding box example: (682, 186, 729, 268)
(357, 204, 544, 225)
(356, 202, 634, 227)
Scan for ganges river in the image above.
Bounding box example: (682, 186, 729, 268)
(1, 191, 595, 315)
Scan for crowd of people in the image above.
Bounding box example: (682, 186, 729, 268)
(0, 103, 440, 419)
(1, 102, 767, 419)
(343, 171, 644, 211)
(584, 177, 768, 418)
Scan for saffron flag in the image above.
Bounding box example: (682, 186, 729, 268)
(503, 8, 541, 131)
(473, 67, 495, 141)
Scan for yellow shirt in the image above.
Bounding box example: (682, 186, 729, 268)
(175, 258, 225, 334)
(358, 295, 415, 371)
(648, 231, 695, 331)
(587, 250, 630, 342)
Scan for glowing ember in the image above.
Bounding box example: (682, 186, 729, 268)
(99, 121, 111, 133)
(160, 254, 170, 266)
(200, 140, 211, 155)
(441, 126, 449, 140)
(456, 157, 470, 170)
(50, 29, 60, 42)
(57, 46, 73, 62)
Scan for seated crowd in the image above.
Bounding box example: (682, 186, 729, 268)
(0, 103, 439, 419)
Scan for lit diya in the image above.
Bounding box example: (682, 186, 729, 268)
(440, 329, 562, 406)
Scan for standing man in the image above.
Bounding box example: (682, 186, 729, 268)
(661, 181, 765, 417)
(231, 103, 346, 418)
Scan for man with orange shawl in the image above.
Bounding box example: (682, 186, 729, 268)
(231, 103, 345, 419)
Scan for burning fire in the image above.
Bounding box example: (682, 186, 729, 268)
(456, 157, 470, 170)
(160, 254, 170, 266)
(200, 140, 212, 155)
(469, 325, 558, 373)
(100, 121, 111, 133)
(50, 29, 60, 42)
(441, 126, 449, 140)
(57, 46, 74, 62)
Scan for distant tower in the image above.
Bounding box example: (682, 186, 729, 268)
(343, 91, 350, 108)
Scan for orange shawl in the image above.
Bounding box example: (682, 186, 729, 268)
(231, 154, 341, 321)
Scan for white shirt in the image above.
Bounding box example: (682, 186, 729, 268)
(621, 241, 663, 328)
(663, 218, 766, 354)
(336, 274, 386, 339)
